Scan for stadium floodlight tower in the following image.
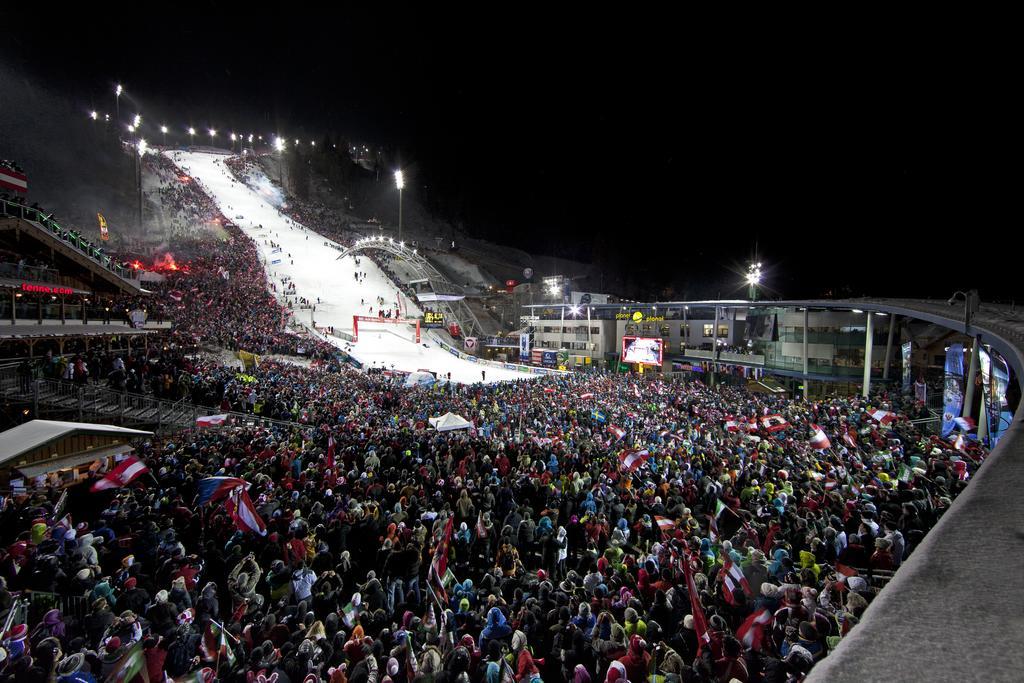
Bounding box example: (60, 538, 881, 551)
(115, 84, 123, 122)
(274, 136, 286, 186)
(135, 139, 148, 226)
(188, 127, 196, 147)
(208, 128, 217, 146)
(395, 170, 405, 243)
(746, 262, 763, 301)
(160, 125, 168, 146)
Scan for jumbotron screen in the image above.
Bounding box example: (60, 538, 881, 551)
(622, 336, 663, 366)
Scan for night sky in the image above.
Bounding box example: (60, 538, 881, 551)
(1, 8, 1015, 301)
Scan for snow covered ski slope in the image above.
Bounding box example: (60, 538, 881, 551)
(167, 150, 535, 384)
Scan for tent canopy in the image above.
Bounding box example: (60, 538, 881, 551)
(405, 371, 436, 388)
(428, 412, 472, 432)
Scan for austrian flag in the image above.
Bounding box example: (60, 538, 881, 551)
(761, 415, 790, 432)
(226, 487, 267, 536)
(654, 516, 677, 533)
(0, 166, 27, 193)
(721, 559, 751, 605)
(618, 449, 650, 472)
(868, 410, 896, 426)
(736, 608, 773, 650)
(724, 419, 747, 433)
(809, 424, 831, 450)
(91, 456, 149, 492)
(608, 425, 626, 441)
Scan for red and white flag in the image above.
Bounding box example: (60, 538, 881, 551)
(954, 416, 976, 432)
(0, 166, 28, 193)
(608, 425, 626, 441)
(579, 392, 594, 400)
(196, 414, 229, 427)
(868, 410, 896, 425)
(809, 423, 831, 450)
(842, 428, 858, 448)
(618, 449, 650, 472)
(721, 559, 752, 605)
(682, 552, 714, 656)
(654, 516, 676, 534)
(736, 608, 772, 651)
(761, 415, 790, 432)
(707, 514, 719, 542)
(724, 419, 746, 433)
(91, 456, 149, 492)
(226, 488, 267, 536)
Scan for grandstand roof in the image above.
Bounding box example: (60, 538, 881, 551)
(0, 419, 153, 468)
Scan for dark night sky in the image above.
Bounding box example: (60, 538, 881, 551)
(1, 7, 1016, 301)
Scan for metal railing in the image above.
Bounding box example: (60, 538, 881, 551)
(0, 365, 310, 435)
(0, 198, 138, 282)
(0, 261, 60, 283)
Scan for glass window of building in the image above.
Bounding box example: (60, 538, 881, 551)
(703, 324, 714, 337)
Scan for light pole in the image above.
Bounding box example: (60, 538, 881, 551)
(208, 129, 216, 147)
(274, 136, 286, 187)
(746, 262, 762, 301)
(230, 133, 237, 152)
(160, 125, 168, 147)
(115, 84, 122, 123)
(136, 139, 148, 227)
(948, 290, 980, 332)
(394, 170, 405, 243)
(188, 127, 196, 148)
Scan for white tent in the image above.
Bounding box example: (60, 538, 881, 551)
(404, 371, 436, 388)
(428, 412, 472, 432)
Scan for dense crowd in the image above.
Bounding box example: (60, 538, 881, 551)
(150, 221, 338, 359)
(148, 155, 222, 231)
(0, 151, 989, 683)
(0, 362, 985, 683)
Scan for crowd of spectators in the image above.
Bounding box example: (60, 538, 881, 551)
(0, 152, 991, 683)
(0, 360, 986, 682)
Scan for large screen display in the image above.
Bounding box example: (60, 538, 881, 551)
(423, 311, 445, 328)
(622, 336, 663, 366)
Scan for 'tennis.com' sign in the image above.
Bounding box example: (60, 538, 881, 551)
(21, 283, 75, 296)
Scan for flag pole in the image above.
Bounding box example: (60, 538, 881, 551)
(209, 618, 241, 644)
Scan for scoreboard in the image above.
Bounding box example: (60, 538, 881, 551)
(423, 311, 445, 328)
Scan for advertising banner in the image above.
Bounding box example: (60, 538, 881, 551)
(571, 291, 609, 305)
(981, 348, 1012, 445)
(542, 350, 558, 367)
(941, 343, 964, 437)
(901, 341, 912, 392)
(991, 350, 1012, 445)
(464, 337, 478, 351)
(519, 333, 530, 361)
